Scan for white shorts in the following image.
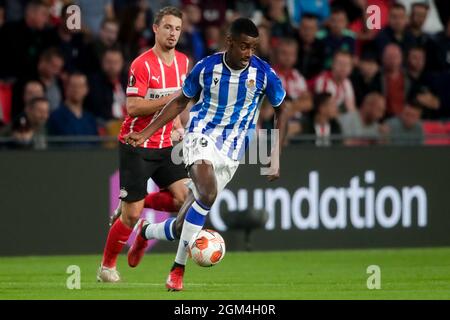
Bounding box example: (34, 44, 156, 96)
(183, 132, 239, 201)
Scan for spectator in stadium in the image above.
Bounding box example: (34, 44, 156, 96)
(407, 2, 439, 70)
(0, 0, 58, 79)
(256, 24, 272, 63)
(54, 3, 87, 73)
(317, 6, 355, 69)
(295, 92, 341, 146)
(264, 0, 295, 38)
(80, 18, 119, 74)
(408, 2, 430, 43)
(47, 72, 98, 137)
(74, 0, 114, 36)
(397, 0, 444, 34)
(295, 13, 326, 81)
(374, 3, 416, 57)
(85, 47, 126, 125)
(351, 53, 382, 107)
(204, 25, 224, 56)
(11, 80, 46, 120)
(381, 100, 424, 145)
(2, 97, 49, 150)
(381, 43, 408, 117)
(435, 16, 450, 71)
(35, 47, 64, 112)
(406, 46, 440, 118)
(177, 2, 206, 63)
(118, 5, 150, 68)
(315, 50, 356, 114)
(338, 92, 386, 145)
(272, 37, 312, 140)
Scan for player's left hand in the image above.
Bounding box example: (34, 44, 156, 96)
(124, 132, 146, 147)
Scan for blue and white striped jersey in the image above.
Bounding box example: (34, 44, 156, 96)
(182, 52, 286, 161)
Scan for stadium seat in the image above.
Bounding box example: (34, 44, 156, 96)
(422, 121, 450, 145)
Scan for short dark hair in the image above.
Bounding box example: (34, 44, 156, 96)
(27, 96, 48, 109)
(331, 6, 347, 16)
(230, 18, 259, 39)
(102, 45, 123, 58)
(26, 0, 48, 10)
(154, 6, 183, 25)
(301, 13, 319, 21)
(39, 47, 64, 62)
(101, 17, 119, 28)
(391, 3, 407, 12)
(408, 45, 426, 54)
(333, 49, 353, 60)
(411, 2, 429, 11)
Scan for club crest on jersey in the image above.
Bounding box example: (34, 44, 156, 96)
(128, 74, 136, 87)
(246, 78, 256, 90)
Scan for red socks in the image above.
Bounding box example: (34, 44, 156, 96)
(144, 190, 178, 212)
(102, 219, 132, 268)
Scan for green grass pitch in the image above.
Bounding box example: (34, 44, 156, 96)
(1, 248, 449, 299)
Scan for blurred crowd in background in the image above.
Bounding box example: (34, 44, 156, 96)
(0, 0, 450, 149)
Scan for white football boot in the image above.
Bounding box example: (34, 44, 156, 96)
(96, 265, 121, 283)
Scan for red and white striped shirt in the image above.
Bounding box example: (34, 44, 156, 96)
(119, 49, 189, 148)
(314, 71, 356, 112)
(273, 67, 308, 100)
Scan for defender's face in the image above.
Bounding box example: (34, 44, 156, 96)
(228, 34, 259, 69)
(153, 15, 182, 50)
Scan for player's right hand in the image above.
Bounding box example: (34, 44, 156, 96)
(124, 132, 146, 147)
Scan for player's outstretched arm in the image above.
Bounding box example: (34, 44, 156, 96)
(126, 92, 178, 117)
(267, 102, 288, 182)
(124, 90, 190, 146)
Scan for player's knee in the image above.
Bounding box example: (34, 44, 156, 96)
(198, 190, 217, 208)
(173, 190, 188, 211)
(121, 204, 142, 227)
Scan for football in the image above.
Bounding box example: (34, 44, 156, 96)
(188, 229, 226, 267)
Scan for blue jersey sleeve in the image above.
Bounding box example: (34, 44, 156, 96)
(265, 67, 286, 107)
(182, 59, 204, 98)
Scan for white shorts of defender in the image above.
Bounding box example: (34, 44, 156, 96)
(183, 132, 239, 200)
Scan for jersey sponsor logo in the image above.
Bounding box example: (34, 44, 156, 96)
(145, 87, 179, 100)
(213, 77, 219, 86)
(183, 240, 189, 247)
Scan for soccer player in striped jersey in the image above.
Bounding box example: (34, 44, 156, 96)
(97, 7, 194, 283)
(125, 18, 288, 291)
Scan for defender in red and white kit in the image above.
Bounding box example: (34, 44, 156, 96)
(97, 7, 193, 283)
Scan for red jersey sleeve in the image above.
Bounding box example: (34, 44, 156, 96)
(126, 58, 150, 97)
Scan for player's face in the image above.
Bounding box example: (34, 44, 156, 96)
(154, 15, 182, 50)
(228, 34, 259, 69)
